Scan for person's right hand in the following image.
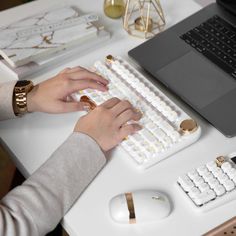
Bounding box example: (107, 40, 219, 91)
(74, 98, 142, 152)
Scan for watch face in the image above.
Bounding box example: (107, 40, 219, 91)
(17, 80, 31, 87)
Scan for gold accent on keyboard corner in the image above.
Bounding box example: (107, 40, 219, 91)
(215, 156, 225, 167)
(125, 192, 136, 224)
(180, 119, 198, 134)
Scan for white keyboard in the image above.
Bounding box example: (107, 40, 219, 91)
(74, 55, 201, 169)
(177, 153, 236, 212)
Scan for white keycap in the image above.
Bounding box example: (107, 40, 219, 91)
(201, 170, 214, 181)
(134, 153, 146, 164)
(197, 165, 209, 176)
(188, 170, 200, 181)
(211, 167, 224, 177)
(178, 175, 194, 192)
(168, 109, 178, 120)
(146, 121, 157, 131)
(221, 162, 232, 173)
(217, 174, 230, 185)
(193, 190, 216, 205)
(214, 184, 226, 196)
(139, 129, 156, 143)
(208, 178, 220, 189)
(225, 168, 236, 179)
(223, 180, 235, 191)
(193, 176, 205, 186)
(232, 176, 236, 184)
(188, 187, 201, 199)
(193, 197, 205, 206)
(206, 161, 218, 171)
(198, 182, 210, 192)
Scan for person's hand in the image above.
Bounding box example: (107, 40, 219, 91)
(27, 66, 108, 113)
(74, 98, 142, 152)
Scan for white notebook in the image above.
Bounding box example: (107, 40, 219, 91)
(0, 7, 99, 68)
(0, 30, 110, 79)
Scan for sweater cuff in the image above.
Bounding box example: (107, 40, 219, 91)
(0, 81, 17, 120)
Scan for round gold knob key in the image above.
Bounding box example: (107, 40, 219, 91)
(106, 55, 114, 63)
(180, 119, 198, 134)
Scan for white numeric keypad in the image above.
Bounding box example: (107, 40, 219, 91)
(177, 153, 236, 212)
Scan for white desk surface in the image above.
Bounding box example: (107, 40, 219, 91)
(1, 0, 236, 235)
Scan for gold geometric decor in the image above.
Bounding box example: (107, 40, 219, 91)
(123, 0, 165, 39)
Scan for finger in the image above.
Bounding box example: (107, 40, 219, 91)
(59, 67, 71, 74)
(116, 109, 142, 127)
(111, 100, 133, 117)
(68, 79, 108, 94)
(59, 101, 90, 113)
(118, 124, 142, 141)
(100, 97, 120, 109)
(68, 70, 109, 85)
(65, 66, 84, 74)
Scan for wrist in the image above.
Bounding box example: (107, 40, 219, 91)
(27, 85, 38, 113)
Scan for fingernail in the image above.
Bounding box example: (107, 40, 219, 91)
(136, 124, 143, 131)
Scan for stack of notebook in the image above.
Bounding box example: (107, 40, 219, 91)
(0, 6, 110, 79)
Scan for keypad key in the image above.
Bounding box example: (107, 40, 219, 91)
(221, 162, 232, 173)
(188, 170, 200, 180)
(188, 187, 201, 199)
(214, 184, 226, 196)
(223, 180, 235, 191)
(206, 161, 218, 171)
(178, 175, 195, 192)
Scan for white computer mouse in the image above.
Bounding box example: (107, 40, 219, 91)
(109, 190, 171, 224)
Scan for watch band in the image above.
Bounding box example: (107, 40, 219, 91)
(13, 80, 34, 116)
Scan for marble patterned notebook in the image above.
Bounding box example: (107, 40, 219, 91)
(0, 7, 98, 67)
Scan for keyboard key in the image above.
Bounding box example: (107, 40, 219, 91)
(214, 184, 226, 196)
(223, 180, 235, 192)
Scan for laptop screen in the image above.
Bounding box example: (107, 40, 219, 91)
(217, 0, 236, 15)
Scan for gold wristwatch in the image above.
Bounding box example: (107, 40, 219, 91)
(13, 80, 34, 116)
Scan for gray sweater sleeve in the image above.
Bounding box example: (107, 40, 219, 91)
(0, 132, 106, 236)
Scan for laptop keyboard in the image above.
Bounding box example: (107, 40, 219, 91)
(180, 15, 236, 78)
(73, 56, 201, 169)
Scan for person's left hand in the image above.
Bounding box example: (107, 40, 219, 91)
(27, 66, 108, 113)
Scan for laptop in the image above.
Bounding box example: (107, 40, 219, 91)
(128, 0, 236, 137)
